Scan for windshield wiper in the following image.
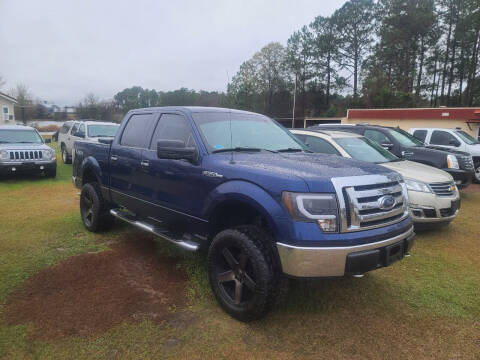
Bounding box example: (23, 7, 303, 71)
(276, 148, 304, 153)
(212, 147, 280, 154)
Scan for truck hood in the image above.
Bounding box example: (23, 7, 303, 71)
(207, 152, 396, 194)
(381, 160, 452, 183)
(0, 143, 52, 151)
(421, 145, 470, 157)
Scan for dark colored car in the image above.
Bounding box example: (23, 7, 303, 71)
(311, 124, 474, 189)
(0, 125, 57, 177)
(73, 107, 414, 321)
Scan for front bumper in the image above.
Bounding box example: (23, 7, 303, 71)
(276, 226, 414, 277)
(0, 160, 56, 175)
(408, 191, 460, 224)
(445, 168, 472, 189)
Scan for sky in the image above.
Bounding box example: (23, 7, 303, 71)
(0, 0, 346, 106)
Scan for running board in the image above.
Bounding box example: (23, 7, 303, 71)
(109, 209, 199, 251)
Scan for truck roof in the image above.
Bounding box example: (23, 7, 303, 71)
(129, 106, 262, 116)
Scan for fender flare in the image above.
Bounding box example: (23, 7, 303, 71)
(203, 180, 288, 238)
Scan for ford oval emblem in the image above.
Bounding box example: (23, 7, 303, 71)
(378, 195, 396, 210)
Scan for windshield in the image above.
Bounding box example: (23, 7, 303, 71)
(87, 124, 119, 137)
(387, 128, 424, 147)
(192, 112, 306, 153)
(455, 130, 479, 145)
(335, 136, 399, 163)
(0, 129, 43, 144)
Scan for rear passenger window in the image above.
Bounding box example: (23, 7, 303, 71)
(150, 114, 195, 150)
(364, 129, 390, 145)
(60, 123, 71, 134)
(304, 136, 340, 155)
(120, 113, 155, 148)
(413, 130, 427, 142)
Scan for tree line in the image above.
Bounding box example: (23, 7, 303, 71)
(227, 0, 480, 120)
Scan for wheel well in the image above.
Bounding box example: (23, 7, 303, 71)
(209, 200, 273, 239)
(82, 167, 98, 185)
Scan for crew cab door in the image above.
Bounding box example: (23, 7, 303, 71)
(109, 112, 156, 214)
(65, 122, 80, 154)
(140, 112, 208, 230)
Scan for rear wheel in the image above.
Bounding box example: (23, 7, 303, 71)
(80, 182, 114, 232)
(61, 145, 71, 164)
(207, 226, 277, 321)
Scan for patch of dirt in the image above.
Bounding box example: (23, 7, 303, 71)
(3, 236, 190, 339)
(461, 183, 480, 193)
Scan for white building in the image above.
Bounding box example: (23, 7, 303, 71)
(0, 92, 17, 125)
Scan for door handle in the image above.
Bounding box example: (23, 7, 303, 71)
(401, 151, 413, 157)
(140, 160, 150, 167)
(110, 155, 118, 161)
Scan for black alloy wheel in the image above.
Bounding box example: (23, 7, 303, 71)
(207, 227, 276, 321)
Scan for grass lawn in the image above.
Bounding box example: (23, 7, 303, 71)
(1, 144, 479, 359)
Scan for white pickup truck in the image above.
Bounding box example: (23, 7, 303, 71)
(58, 120, 119, 164)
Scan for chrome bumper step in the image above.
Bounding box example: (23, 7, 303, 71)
(109, 209, 199, 251)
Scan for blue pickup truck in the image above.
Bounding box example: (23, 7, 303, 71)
(73, 107, 415, 321)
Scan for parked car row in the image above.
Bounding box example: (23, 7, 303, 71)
(291, 129, 461, 229)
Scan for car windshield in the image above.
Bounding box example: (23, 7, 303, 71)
(0, 129, 43, 144)
(335, 136, 399, 163)
(192, 112, 306, 153)
(87, 124, 119, 137)
(455, 130, 479, 145)
(387, 128, 424, 147)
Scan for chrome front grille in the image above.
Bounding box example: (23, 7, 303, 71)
(7, 150, 43, 161)
(331, 174, 409, 232)
(429, 181, 456, 197)
(458, 156, 474, 171)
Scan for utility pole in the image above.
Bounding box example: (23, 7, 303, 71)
(292, 73, 297, 128)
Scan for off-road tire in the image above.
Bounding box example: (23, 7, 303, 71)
(80, 182, 114, 232)
(61, 145, 71, 164)
(207, 226, 280, 321)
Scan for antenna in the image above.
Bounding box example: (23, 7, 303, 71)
(229, 110, 234, 164)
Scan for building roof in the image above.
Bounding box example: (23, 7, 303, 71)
(347, 108, 480, 121)
(0, 91, 18, 104)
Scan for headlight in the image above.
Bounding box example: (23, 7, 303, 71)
(282, 192, 338, 232)
(447, 155, 459, 169)
(404, 179, 431, 193)
(0, 150, 8, 161)
(42, 149, 55, 160)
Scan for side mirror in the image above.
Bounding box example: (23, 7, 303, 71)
(98, 138, 113, 145)
(449, 139, 460, 147)
(44, 138, 52, 144)
(157, 140, 198, 163)
(381, 142, 394, 150)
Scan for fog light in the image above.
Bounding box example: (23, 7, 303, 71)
(40, 165, 44, 170)
(317, 218, 337, 232)
(12, 167, 16, 172)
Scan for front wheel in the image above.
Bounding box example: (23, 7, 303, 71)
(45, 167, 56, 178)
(474, 163, 480, 184)
(207, 227, 276, 321)
(80, 182, 114, 232)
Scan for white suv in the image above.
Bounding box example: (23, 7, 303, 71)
(409, 128, 480, 182)
(58, 120, 119, 164)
